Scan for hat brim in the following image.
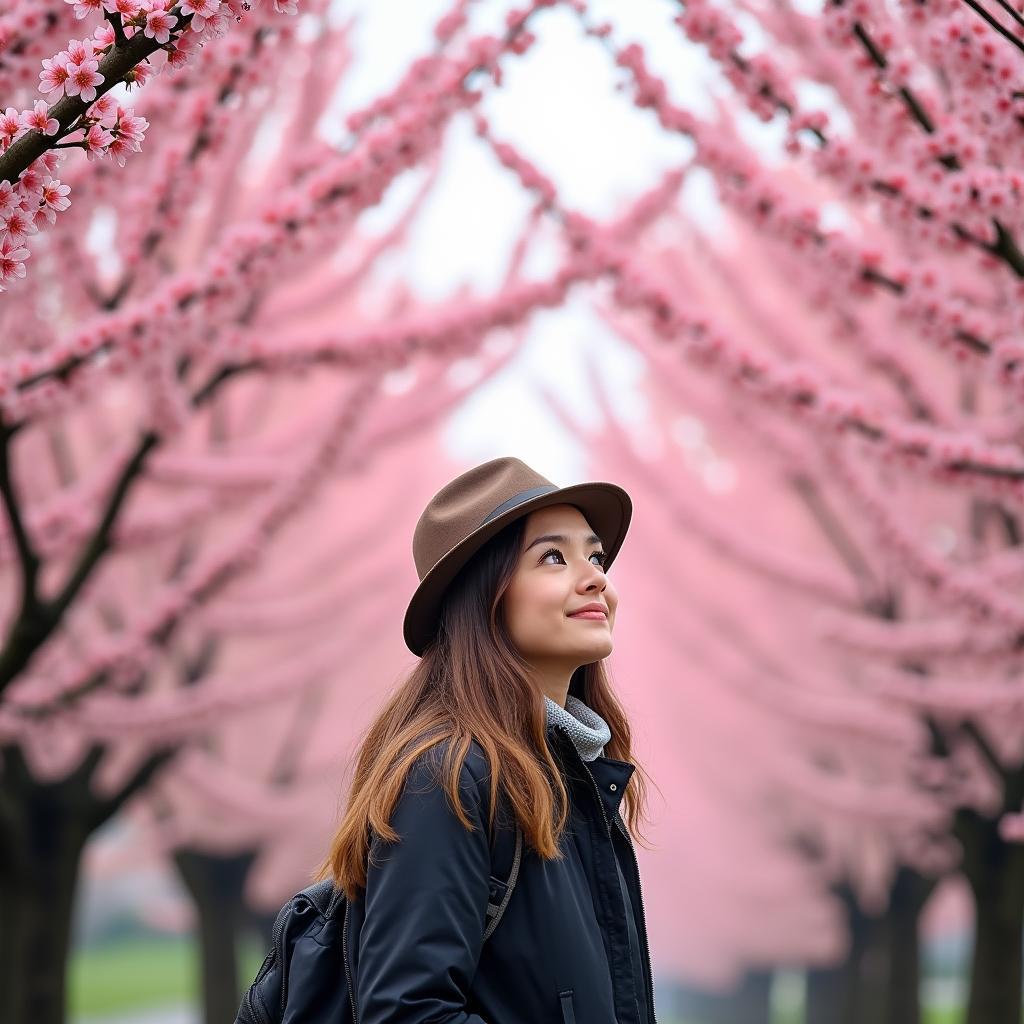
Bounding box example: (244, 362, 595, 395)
(403, 480, 632, 656)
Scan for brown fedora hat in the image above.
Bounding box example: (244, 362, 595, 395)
(403, 455, 632, 656)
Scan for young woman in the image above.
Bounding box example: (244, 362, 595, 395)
(316, 455, 657, 1024)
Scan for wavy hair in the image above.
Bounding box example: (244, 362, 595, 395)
(315, 512, 655, 901)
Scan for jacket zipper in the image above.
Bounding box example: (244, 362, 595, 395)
(614, 812, 657, 1024)
(554, 723, 657, 1024)
(245, 983, 272, 1024)
(342, 894, 359, 1024)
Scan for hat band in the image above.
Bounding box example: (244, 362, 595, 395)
(481, 485, 558, 525)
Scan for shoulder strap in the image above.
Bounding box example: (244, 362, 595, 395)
(483, 789, 523, 941)
(293, 783, 522, 941)
(296, 878, 342, 915)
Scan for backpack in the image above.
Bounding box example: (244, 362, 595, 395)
(235, 816, 524, 1024)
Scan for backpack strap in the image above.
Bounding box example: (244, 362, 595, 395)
(297, 877, 343, 916)
(293, 779, 522, 942)
(483, 788, 523, 941)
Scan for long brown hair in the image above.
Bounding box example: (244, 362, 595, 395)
(315, 512, 655, 901)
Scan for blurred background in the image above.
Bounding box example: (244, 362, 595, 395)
(1, 0, 1022, 1021)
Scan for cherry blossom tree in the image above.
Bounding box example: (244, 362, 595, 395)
(0, 3, 700, 1022)
(454, 9, 1024, 1020)
(477, 0, 1023, 1017)
(133, 430, 456, 1022)
(6, 1, 1024, 1024)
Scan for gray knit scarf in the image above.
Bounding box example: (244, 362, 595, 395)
(543, 693, 612, 761)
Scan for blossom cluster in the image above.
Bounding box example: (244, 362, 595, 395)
(607, 32, 1024, 406)
(0, 7, 556, 425)
(0, 149, 69, 289)
(0, 0, 301, 293)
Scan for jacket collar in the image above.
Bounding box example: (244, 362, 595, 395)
(546, 721, 635, 821)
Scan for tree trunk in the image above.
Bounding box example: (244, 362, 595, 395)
(882, 867, 932, 1024)
(854, 911, 887, 1024)
(720, 969, 773, 1024)
(173, 847, 259, 1024)
(806, 962, 847, 1024)
(805, 883, 881, 1024)
(0, 781, 88, 1024)
(854, 867, 933, 1024)
(0, 742, 172, 1024)
(957, 807, 1024, 1024)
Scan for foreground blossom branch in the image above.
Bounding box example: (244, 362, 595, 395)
(0, 0, 302, 291)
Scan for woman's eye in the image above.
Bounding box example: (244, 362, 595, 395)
(540, 547, 608, 567)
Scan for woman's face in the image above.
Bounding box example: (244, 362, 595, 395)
(501, 503, 618, 675)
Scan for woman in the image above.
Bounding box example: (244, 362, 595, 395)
(316, 455, 658, 1024)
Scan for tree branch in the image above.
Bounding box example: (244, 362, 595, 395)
(960, 719, 1006, 783)
(0, 420, 42, 618)
(993, 0, 1024, 31)
(104, 10, 128, 49)
(789, 473, 884, 601)
(91, 745, 179, 828)
(0, 8, 192, 186)
(847, 11, 1024, 278)
(0, 429, 159, 696)
(959, 0, 1024, 56)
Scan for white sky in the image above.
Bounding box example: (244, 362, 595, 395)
(318, 0, 736, 483)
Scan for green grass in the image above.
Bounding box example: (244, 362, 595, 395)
(927, 1011, 963, 1024)
(69, 934, 265, 1018)
(69, 935, 970, 1023)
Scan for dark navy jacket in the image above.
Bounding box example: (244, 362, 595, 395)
(343, 720, 657, 1024)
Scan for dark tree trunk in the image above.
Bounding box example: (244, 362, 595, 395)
(0, 745, 174, 1024)
(805, 885, 875, 1024)
(0, 743, 172, 1024)
(881, 867, 933, 1024)
(671, 974, 772, 1024)
(854, 911, 887, 1024)
(956, 806, 1024, 1024)
(806, 869, 933, 1024)
(854, 866, 933, 1024)
(721, 969, 773, 1024)
(806, 958, 860, 1024)
(0, 759, 89, 1024)
(173, 847, 259, 1024)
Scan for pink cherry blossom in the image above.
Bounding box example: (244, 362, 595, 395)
(38, 55, 72, 98)
(0, 107, 24, 150)
(115, 109, 149, 148)
(195, 12, 230, 40)
(1, 203, 38, 243)
(65, 38, 97, 66)
(64, 61, 104, 103)
(144, 8, 178, 44)
(87, 93, 119, 127)
(0, 182, 16, 216)
(38, 179, 71, 224)
(82, 122, 114, 158)
(92, 21, 116, 47)
(19, 156, 57, 195)
(181, 0, 221, 31)
(22, 100, 60, 137)
(64, 0, 104, 18)
(107, 0, 142, 17)
(124, 62, 153, 89)
(0, 235, 29, 285)
(105, 109, 149, 168)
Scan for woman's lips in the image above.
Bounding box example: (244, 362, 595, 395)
(568, 611, 608, 620)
